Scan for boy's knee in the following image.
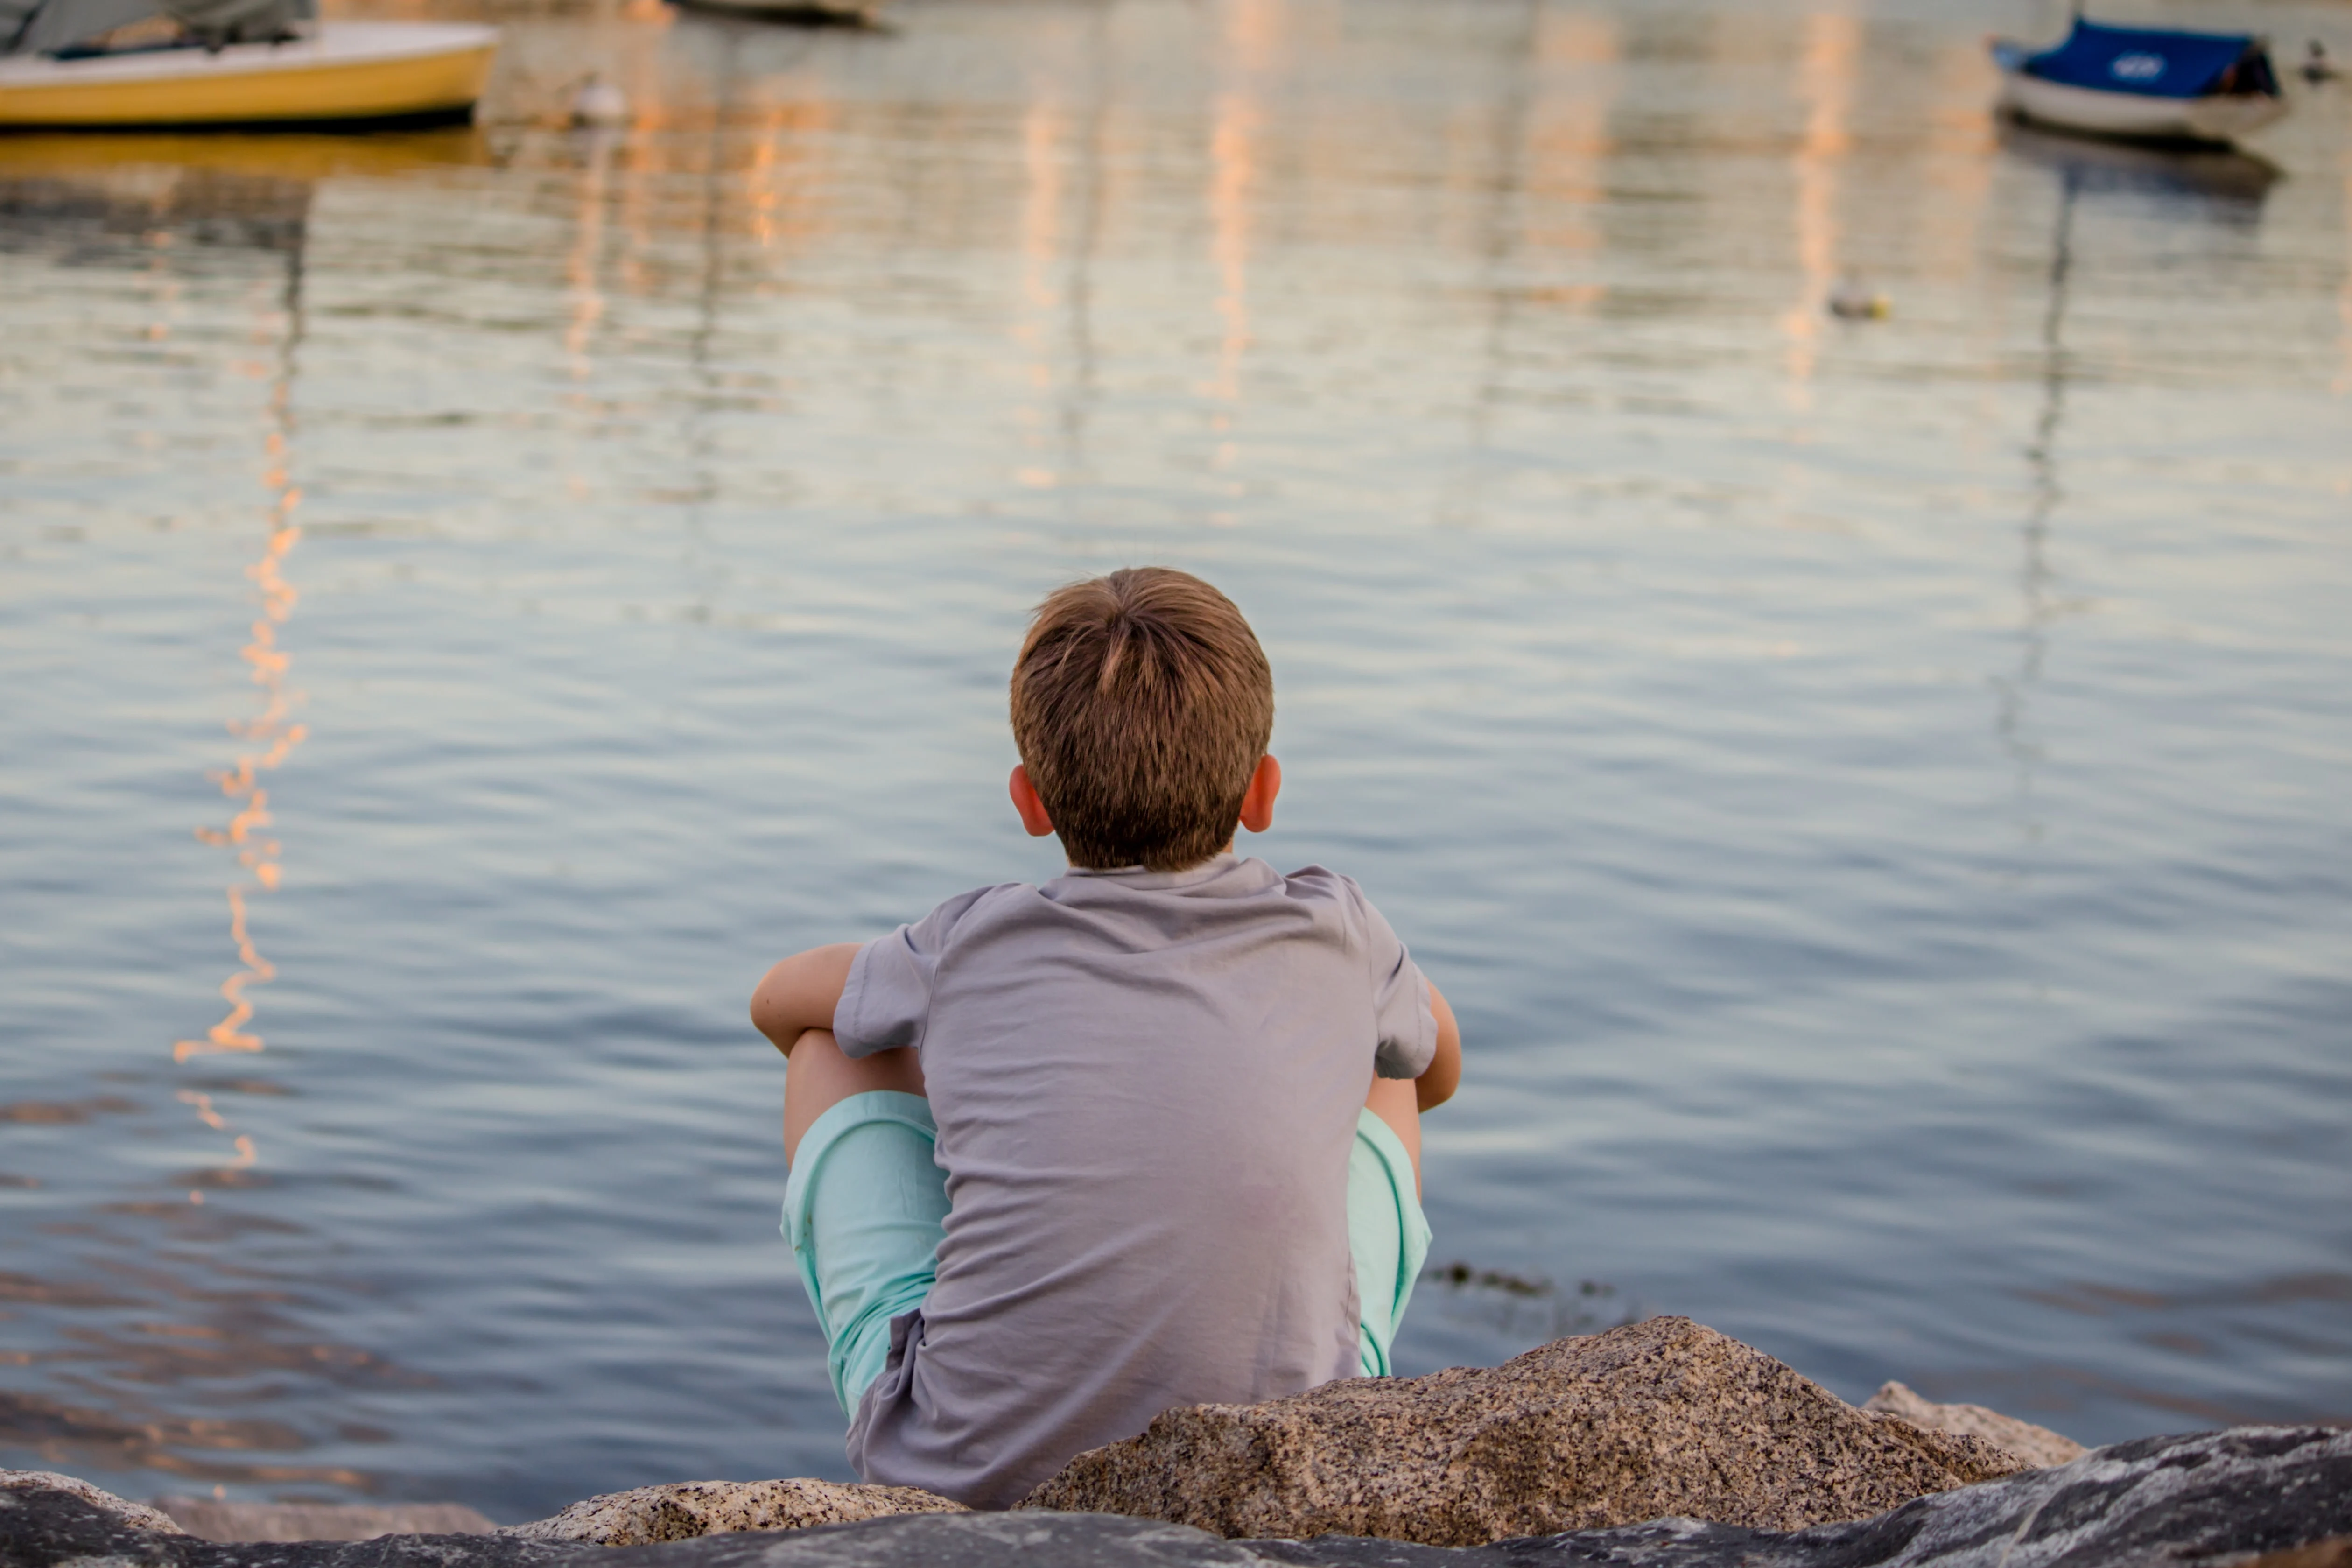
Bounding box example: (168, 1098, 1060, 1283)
(786, 1035, 927, 1162)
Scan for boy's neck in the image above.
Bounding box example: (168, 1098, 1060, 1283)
(1062, 847, 1239, 876)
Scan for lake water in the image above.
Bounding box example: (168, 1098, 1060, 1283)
(3, 0, 2348, 1522)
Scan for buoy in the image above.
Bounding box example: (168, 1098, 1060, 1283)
(570, 74, 629, 128)
(1827, 277, 1890, 321)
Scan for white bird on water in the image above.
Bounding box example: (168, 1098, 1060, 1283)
(571, 74, 630, 128)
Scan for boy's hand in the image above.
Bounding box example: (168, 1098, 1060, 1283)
(750, 943, 861, 1056)
(1417, 979, 1462, 1111)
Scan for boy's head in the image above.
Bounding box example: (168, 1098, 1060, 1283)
(1010, 568, 1275, 872)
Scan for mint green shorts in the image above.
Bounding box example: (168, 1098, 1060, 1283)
(782, 1090, 1433, 1415)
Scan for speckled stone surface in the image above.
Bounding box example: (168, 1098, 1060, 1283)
(1474, 1427, 2352, 1568)
(4, 1467, 189, 1535)
(1, 1427, 2348, 1568)
(157, 1498, 499, 1542)
(1019, 1316, 2028, 1545)
(500, 1478, 966, 1545)
(1860, 1382, 2086, 1470)
(0, 1481, 573, 1567)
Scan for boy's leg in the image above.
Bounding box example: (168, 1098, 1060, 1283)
(1352, 1078, 1433, 1378)
(781, 1031, 945, 1415)
(785, 1027, 925, 1162)
(1362, 1076, 1422, 1197)
(786, 1040, 1425, 1398)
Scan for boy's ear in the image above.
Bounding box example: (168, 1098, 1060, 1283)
(1237, 754, 1281, 835)
(1009, 765, 1058, 838)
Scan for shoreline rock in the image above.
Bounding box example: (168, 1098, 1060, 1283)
(5, 1317, 2341, 1568)
(1, 1468, 189, 1536)
(156, 1497, 498, 1542)
(1020, 1316, 2026, 1544)
(498, 1477, 965, 1545)
(6, 1427, 2351, 1568)
(1860, 1380, 2086, 1470)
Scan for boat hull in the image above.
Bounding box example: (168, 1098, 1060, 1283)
(668, 0, 878, 27)
(0, 21, 498, 128)
(1996, 66, 2286, 147)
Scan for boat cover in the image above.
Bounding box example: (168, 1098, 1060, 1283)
(3, 0, 309, 53)
(2023, 19, 2256, 98)
(160, 0, 311, 46)
(3, 0, 153, 53)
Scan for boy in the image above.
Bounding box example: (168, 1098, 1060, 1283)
(749, 567, 1461, 1509)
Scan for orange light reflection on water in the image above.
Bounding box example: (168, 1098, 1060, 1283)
(172, 277, 309, 1203)
(1206, 90, 1257, 485)
(1781, 11, 1859, 411)
(176, 478, 304, 1067)
(565, 138, 612, 385)
(2338, 163, 2351, 397)
(1520, 9, 1618, 310)
(1013, 95, 1065, 489)
(1200, 0, 1271, 495)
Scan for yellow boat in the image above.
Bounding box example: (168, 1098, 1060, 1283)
(0, 19, 497, 128)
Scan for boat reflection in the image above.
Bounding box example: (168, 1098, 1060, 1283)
(1996, 117, 2279, 211)
(1987, 78, 2278, 852)
(0, 124, 489, 183)
(0, 124, 487, 268)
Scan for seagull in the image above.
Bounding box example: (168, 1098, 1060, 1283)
(571, 74, 630, 128)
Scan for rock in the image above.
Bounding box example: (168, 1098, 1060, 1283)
(1021, 1316, 2027, 1545)
(156, 1496, 498, 1541)
(501, 1477, 965, 1545)
(1, 1479, 571, 1566)
(3, 1467, 188, 1535)
(0, 1427, 2349, 1567)
(1861, 1382, 2085, 1470)
(1402, 1426, 2349, 1568)
(650, 1512, 1268, 1565)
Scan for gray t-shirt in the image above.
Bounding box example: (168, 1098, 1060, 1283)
(831, 853, 1436, 1508)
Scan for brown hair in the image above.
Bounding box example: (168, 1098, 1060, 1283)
(1010, 568, 1274, 872)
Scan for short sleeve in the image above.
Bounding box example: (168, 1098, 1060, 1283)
(833, 886, 997, 1059)
(1359, 888, 1438, 1080)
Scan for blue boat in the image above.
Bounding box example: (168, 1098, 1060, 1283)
(1990, 17, 2288, 147)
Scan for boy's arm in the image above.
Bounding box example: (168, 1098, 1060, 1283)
(750, 942, 861, 1056)
(1417, 978, 1462, 1111)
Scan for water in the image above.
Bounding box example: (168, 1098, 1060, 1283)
(3, 0, 2349, 1522)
